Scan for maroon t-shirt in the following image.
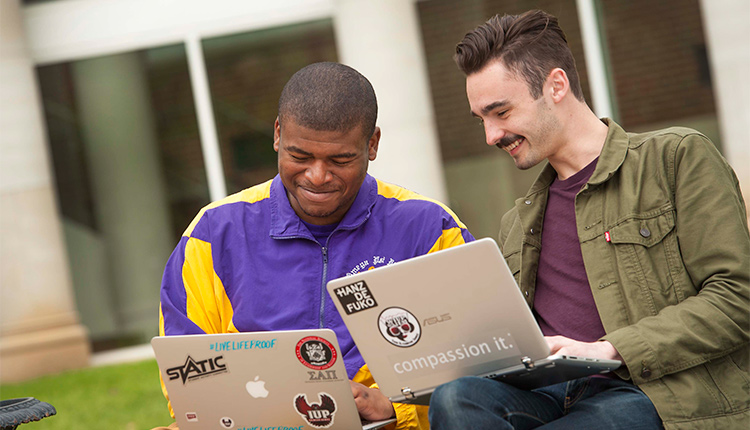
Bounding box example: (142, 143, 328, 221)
(534, 158, 606, 342)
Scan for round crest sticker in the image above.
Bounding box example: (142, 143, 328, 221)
(378, 307, 421, 347)
(296, 336, 337, 370)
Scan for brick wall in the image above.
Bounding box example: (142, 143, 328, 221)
(599, 0, 715, 128)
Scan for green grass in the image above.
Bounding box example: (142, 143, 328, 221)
(0, 360, 173, 429)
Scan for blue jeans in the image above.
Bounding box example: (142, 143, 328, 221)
(429, 376, 663, 430)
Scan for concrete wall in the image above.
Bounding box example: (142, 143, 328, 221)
(0, 0, 90, 383)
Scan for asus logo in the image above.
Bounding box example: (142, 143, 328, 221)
(423, 313, 451, 326)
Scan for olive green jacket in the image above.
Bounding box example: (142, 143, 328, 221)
(499, 119, 749, 429)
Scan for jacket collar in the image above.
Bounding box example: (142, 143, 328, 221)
(269, 174, 377, 238)
(587, 118, 629, 185)
(524, 118, 629, 197)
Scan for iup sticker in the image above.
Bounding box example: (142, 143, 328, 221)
(296, 336, 337, 370)
(294, 392, 336, 428)
(378, 307, 421, 347)
(332, 280, 378, 314)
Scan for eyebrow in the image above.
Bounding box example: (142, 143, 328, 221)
(285, 145, 359, 159)
(471, 100, 510, 117)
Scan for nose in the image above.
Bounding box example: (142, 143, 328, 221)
(484, 122, 506, 146)
(305, 160, 331, 186)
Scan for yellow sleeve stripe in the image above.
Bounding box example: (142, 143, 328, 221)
(376, 179, 468, 229)
(427, 227, 469, 254)
(352, 364, 429, 428)
(157, 304, 175, 418)
(182, 237, 235, 334)
(158, 304, 165, 336)
(183, 179, 273, 237)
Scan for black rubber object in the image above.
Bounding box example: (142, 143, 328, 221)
(0, 397, 57, 430)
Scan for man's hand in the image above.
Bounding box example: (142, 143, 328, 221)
(545, 336, 623, 361)
(350, 380, 396, 421)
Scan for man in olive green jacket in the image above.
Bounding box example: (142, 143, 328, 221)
(429, 10, 749, 430)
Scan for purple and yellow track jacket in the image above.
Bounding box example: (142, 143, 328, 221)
(159, 174, 474, 429)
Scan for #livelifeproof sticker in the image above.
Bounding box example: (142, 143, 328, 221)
(296, 336, 337, 370)
(378, 307, 421, 347)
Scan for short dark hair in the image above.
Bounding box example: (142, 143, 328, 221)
(278, 62, 378, 138)
(455, 10, 584, 101)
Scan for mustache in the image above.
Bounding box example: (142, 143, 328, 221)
(494, 133, 524, 149)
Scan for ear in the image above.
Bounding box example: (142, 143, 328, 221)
(367, 126, 381, 161)
(547, 68, 570, 103)
(273, 117, 281, 152)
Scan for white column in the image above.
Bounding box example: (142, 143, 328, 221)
(0, 0, 90, 383)
(333, 0, 447, 202)
(700, 0, 750, 213)
(186, 34, 227, 202)
(71, 53, 173, 338)
(576, 0, 614, 119)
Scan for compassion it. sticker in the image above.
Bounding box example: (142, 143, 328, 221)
(294, 392, 336, 428)
(296, 336, 337, 370)
(378, 307, 421, 347)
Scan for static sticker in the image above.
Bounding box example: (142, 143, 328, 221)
(332, 280, 378, 314)
(378, 307, 421, 348)
(219, 416, 234, 429)
(296, 336, 337, 370)
(185, 412, 198, 422)
(294, 393, 336, 428)
(166, 355, 227, 384)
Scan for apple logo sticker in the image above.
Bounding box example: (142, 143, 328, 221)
(245, 375, 269, 398)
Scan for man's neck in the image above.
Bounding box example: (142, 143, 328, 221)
(547, 107, 609, 180)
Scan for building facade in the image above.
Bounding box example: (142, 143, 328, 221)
(1, 0, 747, 382)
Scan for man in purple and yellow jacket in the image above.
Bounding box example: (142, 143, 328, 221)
(157, 62, 474, 429)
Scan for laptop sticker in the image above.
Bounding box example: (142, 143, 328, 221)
(294, 392, 337, 428)
(388, 331, 519, 379)
(185, 412, 198, 422)
(296, 336, 338, 370)
(306, 369, 340, 383)
(378, 307, 421, 348)
(219, 416, 234, 429)
(166, 354, 228, 384)
(245, 375, 270, 398)
(332, 280, 378, 315)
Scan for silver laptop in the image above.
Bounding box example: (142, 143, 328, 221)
(326, 238, 621, 404)
(152, 329, 396, 429)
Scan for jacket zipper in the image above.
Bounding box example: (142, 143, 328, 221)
(275, 235, 329, 328)
(320, 246, 328, 328)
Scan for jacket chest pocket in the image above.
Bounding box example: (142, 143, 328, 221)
(608, 208, 686, 315)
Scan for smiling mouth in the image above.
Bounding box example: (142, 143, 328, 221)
(498, 136, 524, 154)
(299, 187, 337, 202)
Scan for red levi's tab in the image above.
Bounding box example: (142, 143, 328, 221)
(605, 231, 611, 242)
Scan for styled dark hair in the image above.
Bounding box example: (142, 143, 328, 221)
(278, 62, 378, 138)
(455, 10, 584, 101)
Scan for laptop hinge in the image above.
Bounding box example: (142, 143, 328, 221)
(401, 387, 416, 400)
(521, 356, 535, 370)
